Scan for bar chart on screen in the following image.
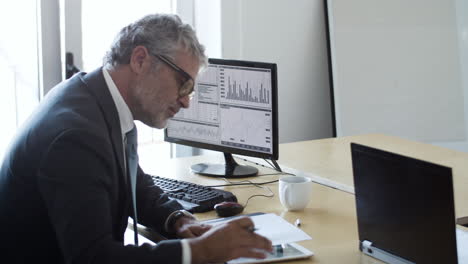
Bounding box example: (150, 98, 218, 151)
(219, 66, 272, 109)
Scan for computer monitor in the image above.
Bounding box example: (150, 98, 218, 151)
(165, 58, 279, 178)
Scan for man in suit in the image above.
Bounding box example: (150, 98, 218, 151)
(0, 14, 272, 264)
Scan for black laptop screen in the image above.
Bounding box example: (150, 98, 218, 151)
(351, 143, 457, 263)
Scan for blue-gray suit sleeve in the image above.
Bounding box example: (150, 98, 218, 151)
(135, 168, 184, 237)
(37, 129, 183, 264)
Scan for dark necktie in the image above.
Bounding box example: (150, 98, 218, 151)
(125, 126, 139, 245)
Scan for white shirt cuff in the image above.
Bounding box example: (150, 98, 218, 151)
(181, 239, 192, 264)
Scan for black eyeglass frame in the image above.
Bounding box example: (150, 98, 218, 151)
(153, 53, 195, 98)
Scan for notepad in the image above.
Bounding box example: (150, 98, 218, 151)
(202, 212, 312, 245)
(228, 243, 313, 264)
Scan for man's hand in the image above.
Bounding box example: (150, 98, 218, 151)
(174, 216, 211, 238)
(187, 216, 273, 264)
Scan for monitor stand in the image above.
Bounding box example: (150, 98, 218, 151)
(191, 152, 258, 178)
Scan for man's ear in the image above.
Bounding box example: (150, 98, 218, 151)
(129, 46, 151, 75)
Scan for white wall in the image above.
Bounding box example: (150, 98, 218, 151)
(327, 0, 468, 153)
(194, 0, 221, 58)
(433, 0, 468, 152)
(220, 0, 333, 143)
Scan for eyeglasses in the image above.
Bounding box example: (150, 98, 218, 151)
(153, 54, 195, 99)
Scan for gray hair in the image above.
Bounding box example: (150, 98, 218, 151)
(104, 14, 207, 70)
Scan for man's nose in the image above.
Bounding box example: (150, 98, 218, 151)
(178, 95, 190, 108)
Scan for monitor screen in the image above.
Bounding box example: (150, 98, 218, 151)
(165, 58, 278, 177)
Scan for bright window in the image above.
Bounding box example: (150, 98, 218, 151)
(0, 1, 40, 160)
(81, 0, 175, 159)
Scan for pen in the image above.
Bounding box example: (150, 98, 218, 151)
(294, 218, 301, 227)
(247, 226, 258, 233)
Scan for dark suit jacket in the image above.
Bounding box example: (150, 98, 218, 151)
(0, 68, 184, 263)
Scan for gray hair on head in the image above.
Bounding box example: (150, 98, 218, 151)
(103, 13, 207, 70)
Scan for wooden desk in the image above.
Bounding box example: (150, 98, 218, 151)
(278, 134, 468, 219)
(138, 134, 468, 263)
(140, 149, 381, 263)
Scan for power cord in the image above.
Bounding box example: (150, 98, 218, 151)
(206, 159, 295, 187)
(263, 158, 275, 169)
(206, 179, 279, 188)
(205, 158, 297, 209)
(244, 156, 349, 193)
(257, 172, 296, 177)
(221, 178, 275, 208)
(238, 157, 290, 175)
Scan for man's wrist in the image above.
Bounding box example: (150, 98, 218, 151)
(164, 210, 196, 234)
(188, 237, 206, 264)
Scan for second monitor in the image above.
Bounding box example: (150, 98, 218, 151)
(165, 58, 279, 178)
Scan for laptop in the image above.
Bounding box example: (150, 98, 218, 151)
(351, 143, 467, 263)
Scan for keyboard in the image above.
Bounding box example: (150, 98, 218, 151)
(151, 175, 237, 213)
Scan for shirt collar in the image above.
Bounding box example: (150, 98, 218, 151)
(102, 67, 134, 135)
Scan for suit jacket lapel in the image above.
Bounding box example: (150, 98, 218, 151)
(79, 68, 126, 181)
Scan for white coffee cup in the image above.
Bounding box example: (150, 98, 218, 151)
(279, 176, 312, 211)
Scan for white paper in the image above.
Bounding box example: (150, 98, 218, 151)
(457, 228, 468, 263)
(203, 213, 312, 245)
(124, 228, 156, 246)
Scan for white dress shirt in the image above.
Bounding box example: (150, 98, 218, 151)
(102, 68, 191, 264)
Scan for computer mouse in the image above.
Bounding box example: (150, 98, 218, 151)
(214, 201, 244, 217)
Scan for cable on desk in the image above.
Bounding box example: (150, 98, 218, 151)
(237, 157, 288, 175)
(263, 158, 275, 169)
(218, 178, 275, 208)
(206, 179, 279, 188)
(237, 157, 279, 172)
(203, 157, 296, 187)
(201, 157, 297, 209)
(237, 155, 352, 194)
(257, 172, 296, 177)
